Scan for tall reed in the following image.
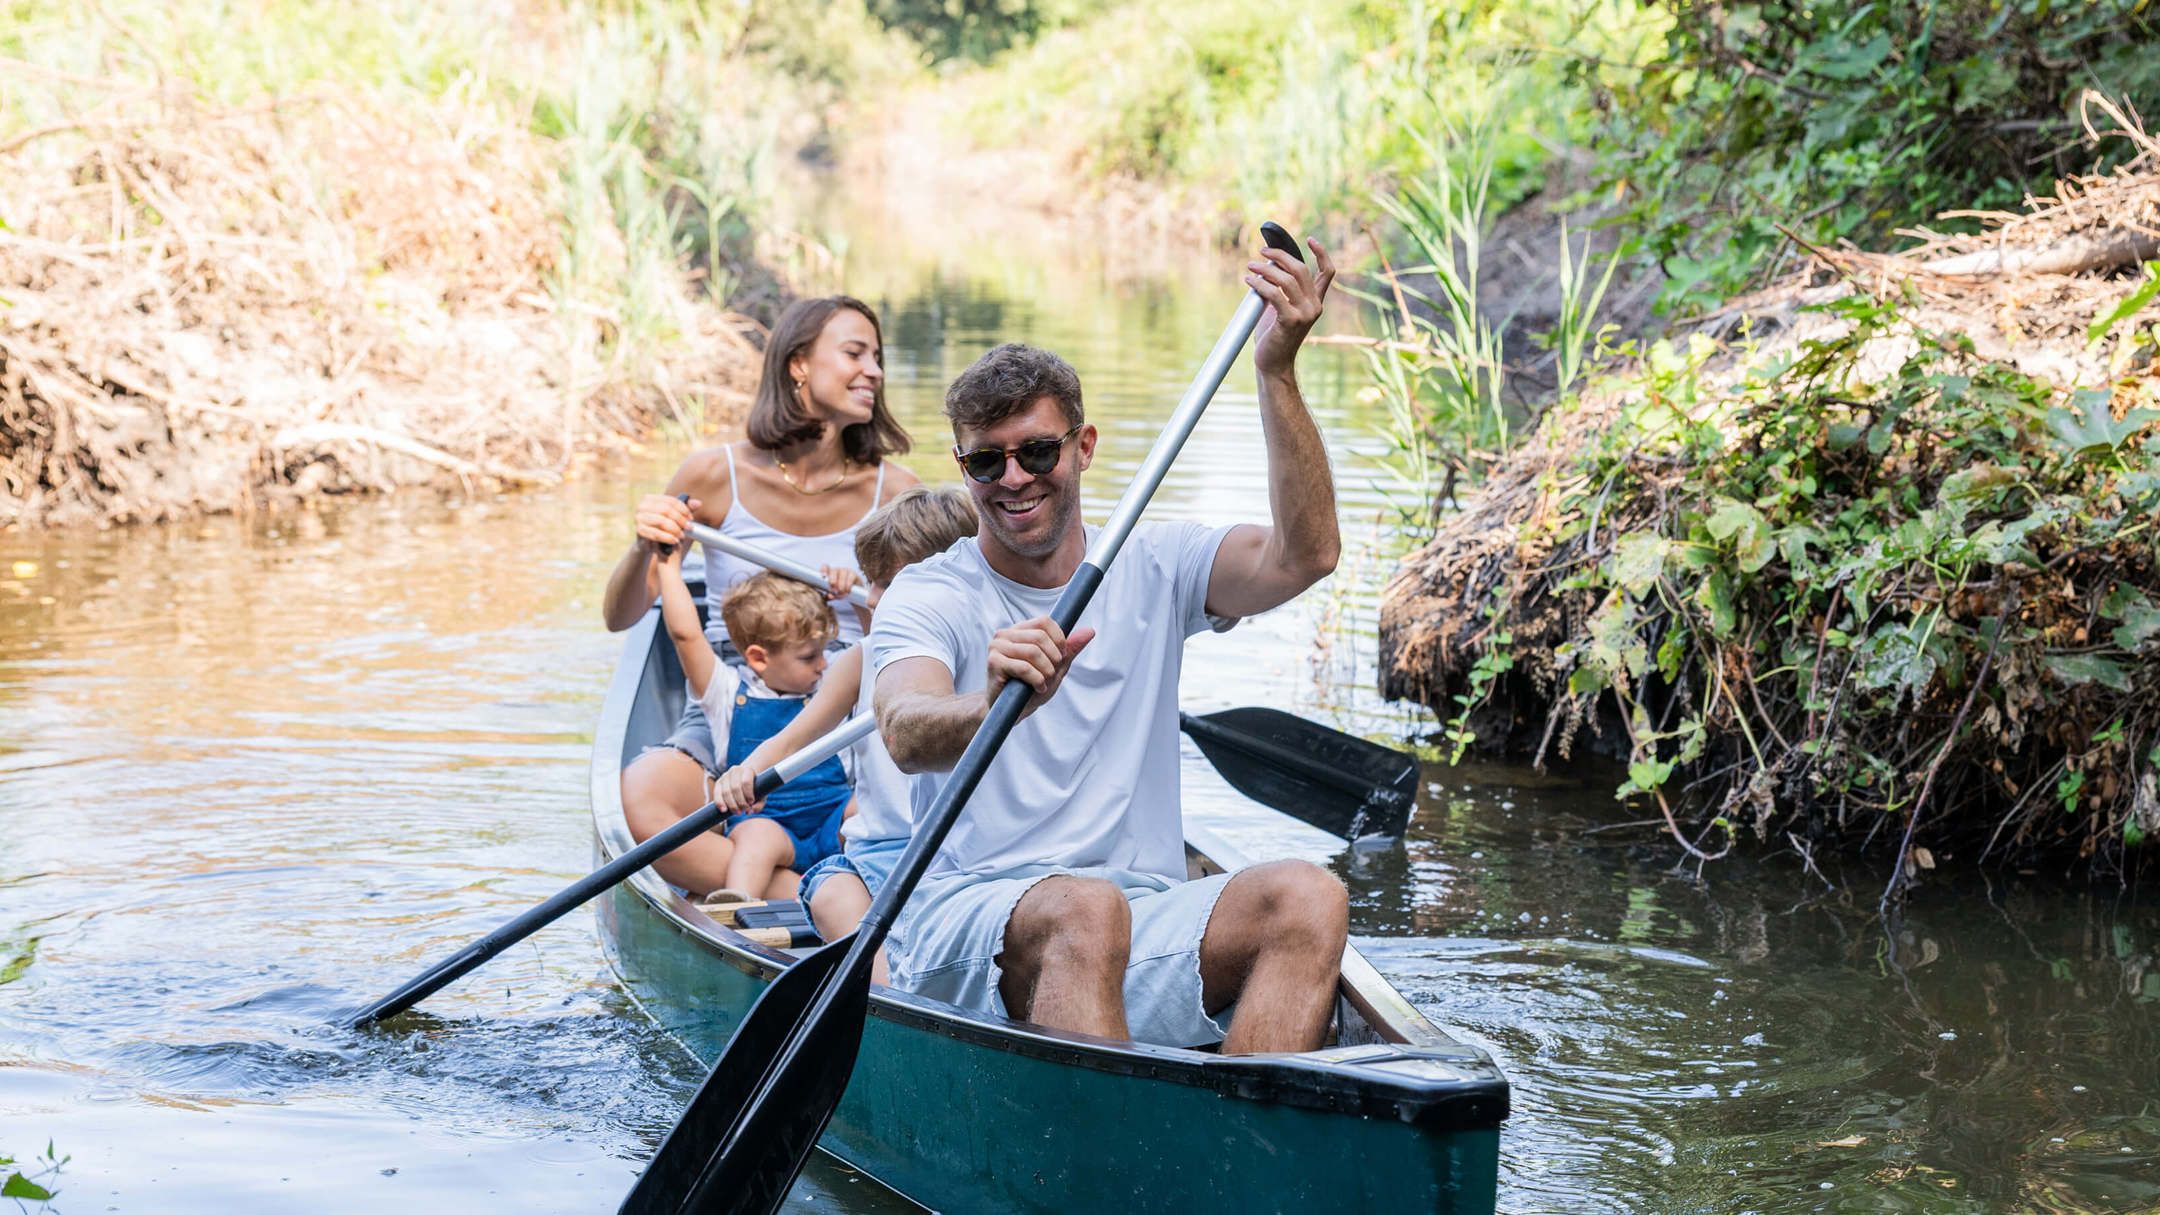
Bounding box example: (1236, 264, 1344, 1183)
(1357, 74, 1615, 526)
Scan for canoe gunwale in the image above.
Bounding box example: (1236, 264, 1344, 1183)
(592, 605, 1510, 1132)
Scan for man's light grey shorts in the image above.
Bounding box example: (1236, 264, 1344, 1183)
(888, 865, 1236, 1048)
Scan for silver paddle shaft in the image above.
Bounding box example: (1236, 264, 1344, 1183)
(761, 713, 876, 787)
(1083, 289, 1268, 571)
(684, 522, 873, 608)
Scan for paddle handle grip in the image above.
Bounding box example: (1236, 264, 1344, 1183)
(346, 714, 875, 1029)
(682, 520, 872, 608)
(1261, 220, 1305, 261)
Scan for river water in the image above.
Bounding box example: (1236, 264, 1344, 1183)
(3, 207, 2158, 1214)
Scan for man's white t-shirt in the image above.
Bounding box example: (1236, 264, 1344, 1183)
(866, 522, 1236, 882)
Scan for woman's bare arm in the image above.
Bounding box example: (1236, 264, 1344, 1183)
(601, 448, 732, 631)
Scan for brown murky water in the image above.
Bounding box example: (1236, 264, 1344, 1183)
(3, 207, 2158, 1213)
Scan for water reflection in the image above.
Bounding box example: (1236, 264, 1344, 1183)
(1358, 757, 2160, 1213)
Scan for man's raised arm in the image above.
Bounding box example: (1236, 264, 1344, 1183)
(1204, 239, 1341, 620)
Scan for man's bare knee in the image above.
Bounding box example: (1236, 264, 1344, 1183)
(1240, 861, 1349, 950)
(1005, 877, 1131, 975)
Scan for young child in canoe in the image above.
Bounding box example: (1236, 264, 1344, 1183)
(654, 556, 852, 899)
(711, 486, 978, 968)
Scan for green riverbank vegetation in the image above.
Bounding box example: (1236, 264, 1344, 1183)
(1353, 3, 2160, 888)
(1381, 102, 2160, 889)
(931, 0, 1660, 237)
(0, 0, 915, 528)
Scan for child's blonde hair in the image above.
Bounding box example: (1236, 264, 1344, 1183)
(719, 572, 838, 653)
(854, 487, 979, 585)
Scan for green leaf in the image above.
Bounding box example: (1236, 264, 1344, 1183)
(2114, 605, 2160, 652)
(2118, 470, 2160, 507)
(1774, 527, 1820, 574)
(1605, 532, 1670, 594)
(1588, 596, 1650, 680)
(1937, 463, 2016, 505)
(2087, 263, 2160, 345)
(2058, 769, 2088, 814)
(1950, 54, 2017, 112)
(1655, 627, 1686, 682)
(2101, 583, 2153, 619)
(1705, 499, 1772, 572)
(1623, 757, 1675, 796)
(1856, 623, 1938, 694)
(2046, 392, 2158, 460)
(2044, 653, 2132, 691)
(1812, 32, 1890, 80)
(1567, 663, 1610, 697)
(2, 1172, 51, 1201)
(1696, 570, 1738, 638)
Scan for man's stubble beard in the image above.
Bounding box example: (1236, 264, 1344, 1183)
(984, 480, 1082, 566)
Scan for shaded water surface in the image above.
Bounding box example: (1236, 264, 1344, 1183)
(3, 215, 2158, 1213)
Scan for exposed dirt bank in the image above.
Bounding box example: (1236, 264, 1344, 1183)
(1, 86, 758, 531)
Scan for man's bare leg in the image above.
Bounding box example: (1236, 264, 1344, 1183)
(995, 876, 1131, 1039)
(1198, 860, 1349, 1054)
(621, 749, 734, 894)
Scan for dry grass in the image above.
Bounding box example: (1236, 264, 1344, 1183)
(0, 13, 763, 529)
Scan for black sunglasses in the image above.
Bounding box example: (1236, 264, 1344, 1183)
(952, 425, 1083, 484)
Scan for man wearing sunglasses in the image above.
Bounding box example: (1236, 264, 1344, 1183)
(870, 240, 1344, 1053)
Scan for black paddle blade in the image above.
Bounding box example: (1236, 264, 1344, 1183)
(679, 962, 870, 1213)
(619, 934, 868, 1215)
(1180, 707, 1420, 840)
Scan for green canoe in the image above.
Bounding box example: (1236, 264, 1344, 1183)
(592, 606, 1509, 1213)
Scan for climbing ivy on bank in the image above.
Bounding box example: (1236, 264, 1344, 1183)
(1500, 289, 2160, 880)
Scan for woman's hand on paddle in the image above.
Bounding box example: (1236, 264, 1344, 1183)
(819, 565, 859, 603)
(712, 764, 761, 814)
(636, 493, 699, 553)
(985, 615, 1095, 719)
(1249, 238, 1335, 381)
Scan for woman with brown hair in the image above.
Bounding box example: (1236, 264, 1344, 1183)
(601, 295, 920, 894)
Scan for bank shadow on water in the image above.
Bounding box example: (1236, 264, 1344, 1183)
(1344, 750, 2160, 1213)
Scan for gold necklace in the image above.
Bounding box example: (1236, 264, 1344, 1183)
(774, 455, 852, 495)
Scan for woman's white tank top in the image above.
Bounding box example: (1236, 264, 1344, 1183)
(699, 443, 885, 661)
